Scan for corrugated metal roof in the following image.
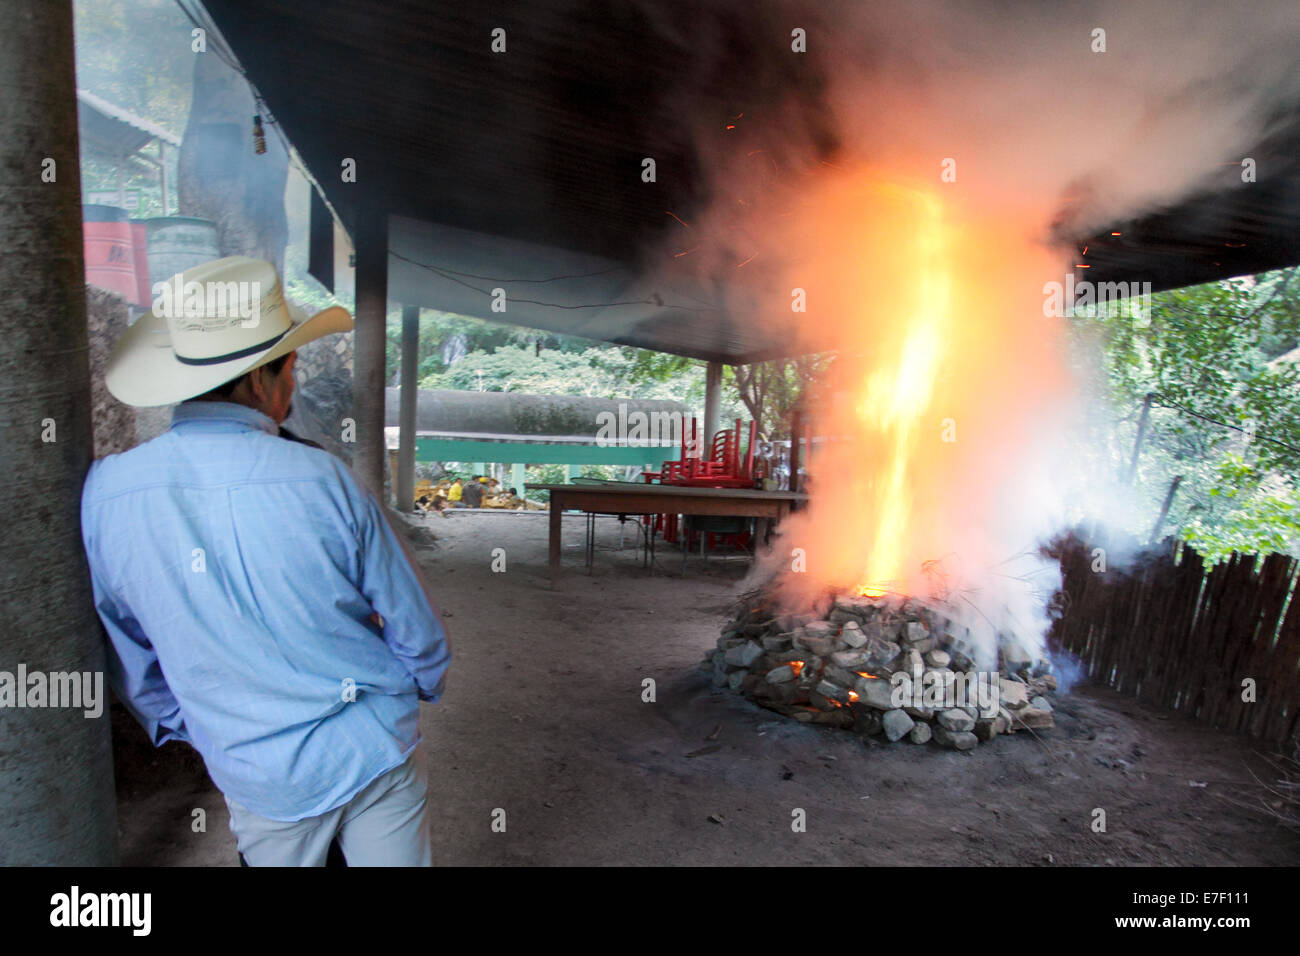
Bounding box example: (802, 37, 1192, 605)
(76, 89, 181, 156)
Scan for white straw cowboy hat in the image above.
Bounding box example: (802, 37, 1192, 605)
(106, 256, 353, 407)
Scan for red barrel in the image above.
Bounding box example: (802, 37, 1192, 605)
(83, 204, 140, 305)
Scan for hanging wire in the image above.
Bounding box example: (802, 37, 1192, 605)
(1149, 394, 1300, 456)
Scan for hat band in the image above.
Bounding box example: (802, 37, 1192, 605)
(174, 328, 290, 366)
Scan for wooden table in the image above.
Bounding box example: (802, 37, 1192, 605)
(527, 483, 807, 585)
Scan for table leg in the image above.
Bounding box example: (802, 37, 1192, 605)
(549, 501, 562, 586)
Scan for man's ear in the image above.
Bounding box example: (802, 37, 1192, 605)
(247, 363, 271, 403)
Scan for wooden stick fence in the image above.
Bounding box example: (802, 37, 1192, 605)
(1051, 534, 1300, 748)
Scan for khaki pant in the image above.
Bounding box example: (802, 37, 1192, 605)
(225, 750, 432, 866)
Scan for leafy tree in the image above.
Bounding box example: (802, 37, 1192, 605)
(730, 354, 832, 440)
(1072, 267, 1300, 559)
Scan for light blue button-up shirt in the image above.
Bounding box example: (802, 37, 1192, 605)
(81, 401, 450, 821)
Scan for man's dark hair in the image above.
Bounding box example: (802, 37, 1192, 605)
(199, 353, 292, 400)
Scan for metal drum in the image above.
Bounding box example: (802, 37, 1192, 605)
(82, 204, 139, 303)
(143, 216, 220, 291)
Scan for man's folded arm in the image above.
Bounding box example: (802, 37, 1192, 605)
(356, 493, 452, 702)
(91, 576, 190, 746)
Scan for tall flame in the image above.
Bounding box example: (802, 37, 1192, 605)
(854, 185, 951, 596)
(761, 167, 1073, 620)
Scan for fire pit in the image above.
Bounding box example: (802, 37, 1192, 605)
(707, 589, 1057, 749)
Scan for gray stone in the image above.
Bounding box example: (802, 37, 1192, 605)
(948, 650, 975, 672)
(1031, 674, 1059, 693)
(765, 664, 796, 684)
(925, 649, 951, 669)
(725, 640, 764, 668)
(1010, 706, 1054, 730)
(854, 675, 896, 710)
(830, 648, 870, 669)
(881, 709, 915, 742)
(908, 722, 933, 744)
(937, 708, 975, 733)
(1030, 695, 1052, 712)
(903, 621, 930, 645)
(833, 595, 877, 620)
(839, 620, 868, 647)
(815, 680, 851, 704)
(908, 635, 935, 654)
(999, 678, 1029, 709)
(761, 633, 794, 652)
(804, 620, 835, 639)
(973, 717, 1000, 741)
(903, 648, 924, 677)
(904, 704, 936, 720)
(822, 665, 859, 689)
(863, 638, 902, 672)
(933, 727, 978, 750)
(795, 634, 835, 658)
(727, 669, 748, 692)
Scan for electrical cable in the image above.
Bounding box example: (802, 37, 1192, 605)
(1149, 394, 1300, 456)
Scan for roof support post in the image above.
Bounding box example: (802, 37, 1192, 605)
(703, 360, 723, 444)
(352, 208, 389, 499)
(0, 0, 119, 865)
(395, 303, 419, 511)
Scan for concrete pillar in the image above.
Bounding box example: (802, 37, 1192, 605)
(0, 0, 119, 865)
(352, 209, 388, 498)
(703, 360, 723, 443)
(395, 304, 419, 511)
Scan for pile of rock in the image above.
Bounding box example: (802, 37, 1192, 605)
(706, 592, 1057, 750)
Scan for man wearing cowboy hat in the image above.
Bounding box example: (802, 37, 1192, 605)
(81, 256, 450, 866)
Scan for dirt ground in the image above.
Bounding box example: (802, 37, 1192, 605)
(113, 508, 1300, 866)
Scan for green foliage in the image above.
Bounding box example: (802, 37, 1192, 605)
(1073, 268, 1300, 558)
(412, 334, 708, 403)
(1182, 456, 1300, 560)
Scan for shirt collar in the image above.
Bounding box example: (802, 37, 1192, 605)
(171, 401, 279, 436)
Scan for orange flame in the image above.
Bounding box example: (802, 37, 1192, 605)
(764, 169, 1070, 603)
